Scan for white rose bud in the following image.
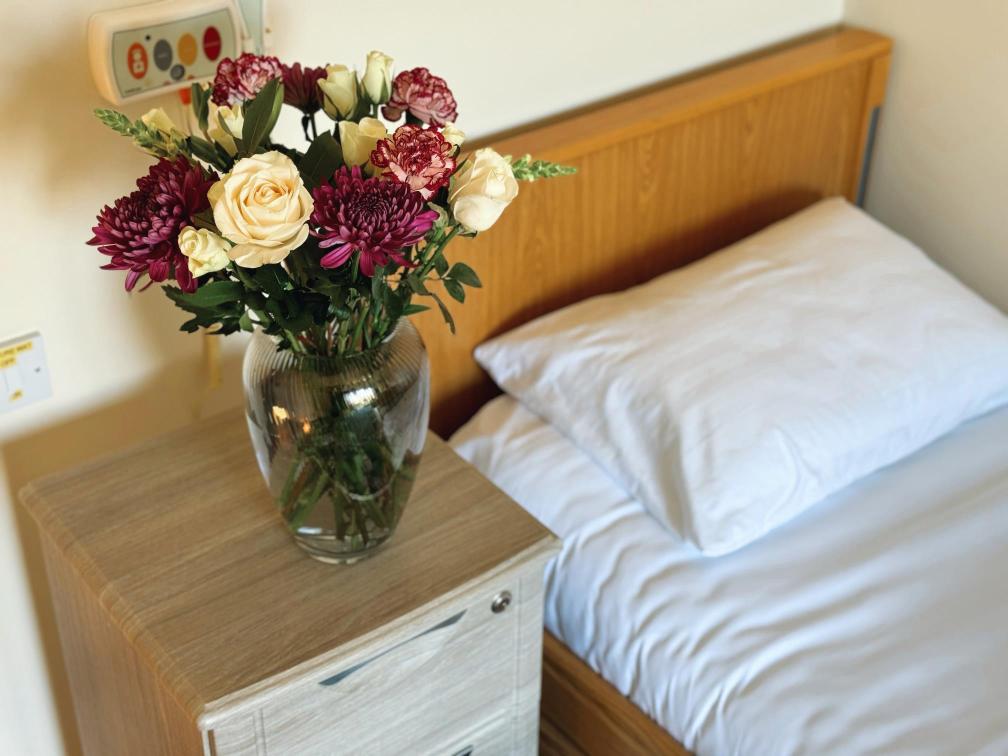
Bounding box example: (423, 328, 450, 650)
(338, 117, 388, 169)
(141, 107, 184, 138)
(448, 148, 519, 232)
(207, 104, 244, 157)
(319, 64, 359, 120)
(362, 50, 394, 105)
(178, 226, 231, 277)
(208, 151, 314, 268)
(441, 122, 465, 151)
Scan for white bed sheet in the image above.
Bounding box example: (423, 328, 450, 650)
(451, 396, 1008, 756)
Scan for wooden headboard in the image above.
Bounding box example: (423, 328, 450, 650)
(415, 26, 892, 435)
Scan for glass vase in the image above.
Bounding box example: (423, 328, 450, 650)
(242, 319, 430, 564)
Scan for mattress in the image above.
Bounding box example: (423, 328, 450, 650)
(451, 395, 1008, 756)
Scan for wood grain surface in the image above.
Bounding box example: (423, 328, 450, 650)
(413, 27, 893, 434)
(540, 632, 690, 756)
(39, 537, 207, 755)
(20, 410, 558, 730)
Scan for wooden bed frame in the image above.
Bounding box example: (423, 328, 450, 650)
(413, 26, 892, 755)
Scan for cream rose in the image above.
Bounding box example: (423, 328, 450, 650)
(339, 117, 387, 168)
(448, 148, 518, 232)
(178, 227, 230, 277)
(207, 104, 244, 156)
(208, 151, 314, 268)
(319, 64, 359, 120)
(142, 107, 183, 136)
(441, 122, 465, 151)
(361, 50, 393, 104)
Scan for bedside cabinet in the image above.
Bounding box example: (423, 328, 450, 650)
(21, 410, 559, 755)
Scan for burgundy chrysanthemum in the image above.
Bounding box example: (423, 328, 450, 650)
(211, 53, 282, 106)
(370, 125, 456, 200)
(88, 157, 217, 293)
(382, 67, 458, 127)
(281, 62, 327, 114)
(310, 167, 439, 276)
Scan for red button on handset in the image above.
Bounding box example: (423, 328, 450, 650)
(127, 42, 148, 80)
(203, 26, 222, 61)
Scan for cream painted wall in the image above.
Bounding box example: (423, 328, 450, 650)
(844, 0, 1008, 311)
(0, 1, 843, 752)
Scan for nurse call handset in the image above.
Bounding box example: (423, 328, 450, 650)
(88, 0, 245, 105)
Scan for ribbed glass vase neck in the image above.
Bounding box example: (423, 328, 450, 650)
(256, 318, 414, 370)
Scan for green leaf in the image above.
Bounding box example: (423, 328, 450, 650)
(191, 83, 211, 132)
(251, 265, 292, 297)
(403, 303, 430, 316)
(433, 253, 449, 276)
(371, 265, 387, 303)
(239, 311, 254, 332)
(188, 135, 227, 171)
(299, 131, 343, 190)
(191, 208, 218, 232)
(444, 279, 465, 303)
(384, 292, 405, 324)
(172, 280, 244, 308)
(405, 275, 429, 295)
(429, 291, 456, 334)
(448, 262, 481, 288)
(163, 281, 246, 334)
(241, 78, 284, 155)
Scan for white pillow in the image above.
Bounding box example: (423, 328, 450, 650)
(475, 198, 1008, 555)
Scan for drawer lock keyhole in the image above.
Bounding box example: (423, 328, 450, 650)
(491, 591, 512, 614)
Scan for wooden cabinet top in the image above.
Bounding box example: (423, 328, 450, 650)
(21, 409, 557, 724)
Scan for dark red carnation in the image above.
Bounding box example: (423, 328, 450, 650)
(382, 67, 458, 127)
(281, 62, 327, 114)
(310, 166, 439, 276)
(88, 157, 217, 292)
(370, 125, 456, 200)
(211, 53, 282, 106)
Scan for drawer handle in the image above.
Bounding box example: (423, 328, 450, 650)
(318, 610, 466, 687)
(491, 591, 511, 614)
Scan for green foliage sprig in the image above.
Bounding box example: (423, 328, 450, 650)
(508, 154, 578, 181)
(94, 109, 183, 159)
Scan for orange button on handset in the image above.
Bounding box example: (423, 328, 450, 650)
(127, 42, 148, 80)
(178, 33, 197, 66)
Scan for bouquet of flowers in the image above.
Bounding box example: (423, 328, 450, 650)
(87, 50, 573, 561)
(89, 51, 572, 350)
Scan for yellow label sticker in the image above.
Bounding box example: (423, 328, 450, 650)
(10, 390, 23, 402)
(0, 348, 14, 359)
(15, 341, 32, 353)
(0, 357, 15, 369)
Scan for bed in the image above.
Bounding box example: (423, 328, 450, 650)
(452, 395, 1008, 755)
(406, 25, 924, 755)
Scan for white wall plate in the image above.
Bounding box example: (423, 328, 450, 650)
(0, 332, 52, 414)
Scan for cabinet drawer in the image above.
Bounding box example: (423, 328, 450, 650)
(426, 711, 521, 756)
(330, 708, 521, 756)
(214, 575, 529, 754)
